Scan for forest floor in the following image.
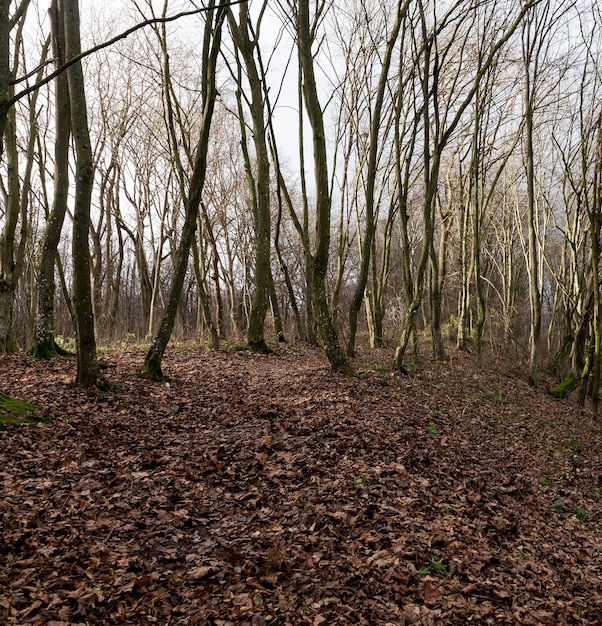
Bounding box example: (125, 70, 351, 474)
(1, 342, 602, 625)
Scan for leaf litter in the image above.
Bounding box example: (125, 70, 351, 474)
(1, 345, 602, 625)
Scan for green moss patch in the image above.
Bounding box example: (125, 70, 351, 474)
(0, 392, 50, 428)
(549, 374, 579, 399)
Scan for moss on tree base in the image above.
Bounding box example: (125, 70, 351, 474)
(0, 392, 50, 428)
(139, 361, 165, 382)
(549, 374, 579, 399)
(0, 337, 19, 354)
(248, 339, 275, 355)
(28, 339, 73, 359)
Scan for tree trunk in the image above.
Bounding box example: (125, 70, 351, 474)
(192, 234, 219, 350)
(141, 1, 226, 380)
(63, 0, 101, 386)
(0, 105, 20, 353)
(296, 0, 347, 371)
(30, 0, 71, 358)
(228, 5, 273, 354)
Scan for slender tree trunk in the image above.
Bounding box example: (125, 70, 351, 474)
(192, 235, 219, 349)
(524, 81, 541, 386)
(268, 276, 285, 343)
(273, 187, 301, 339)
(296, 0, 347, 370)
(200, 201, 224, 338)
(30, 0, 71, 358)
(456, 189, 472, 350)
(142, 1, 226, 380)
(590, 110, 602, 417)
(473, 193, 486, 365)
(393, 115, 418, 372)
(396, 9, 437, 371)
(347, 0, 407, 358)
(368, 196, 396, 349)
(0, 0, 9, 157)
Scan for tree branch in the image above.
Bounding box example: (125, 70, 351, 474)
(7, 0, 246, 107)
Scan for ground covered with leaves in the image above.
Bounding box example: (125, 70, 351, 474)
(1, 344, 602, 625)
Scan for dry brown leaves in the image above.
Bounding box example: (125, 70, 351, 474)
(1, 344, 602, 625)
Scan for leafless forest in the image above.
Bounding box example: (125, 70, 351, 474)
(1, 0, 602, 395)
(6, 3, 602, 624)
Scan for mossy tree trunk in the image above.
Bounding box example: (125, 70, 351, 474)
(295, 0, 348, 371)
(228, 4, 273, 354)
(63, 0, 101, 386)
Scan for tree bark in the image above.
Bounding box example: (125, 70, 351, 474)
(296, 0, 348, 370)
(63, 0, 101, 386)
(30, 0, 71, 358)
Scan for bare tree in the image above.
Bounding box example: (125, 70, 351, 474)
(29, 0, 71, 358)
(141, 0, 227, 380)
(287, 0, 348, 370)
(227, 0, 276, 353)
(394, 0, 538, 372)
(520, 1, 571, 386)
(346, 0, 409, 358)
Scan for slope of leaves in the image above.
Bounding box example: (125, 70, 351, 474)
(1, 344, 602, 625)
